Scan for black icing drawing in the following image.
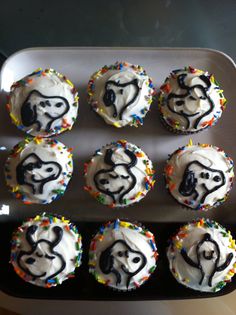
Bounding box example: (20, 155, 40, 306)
(103, 79, 140, 119)
(16, 153, 62, 195)
(181, 233, 233, 287)
(179, 161, 225, 205)
(167, 73, 214, 129)
(94, 148, 137, 204)
(17, 225, 66, 282)
(99, 240, 147, 289)
(21, 90, 70, 132)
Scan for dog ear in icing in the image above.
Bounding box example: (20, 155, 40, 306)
(21, 101, 37, 127)
(199, 75, 211, 89)
(179, 169, 197, 196)
(99, 246, 114, 274)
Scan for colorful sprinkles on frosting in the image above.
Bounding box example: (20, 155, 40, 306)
(87, 61, 155, 128)
(10, 213, 83, 288)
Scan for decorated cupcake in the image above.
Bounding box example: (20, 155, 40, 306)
(10, 213, 83, 288)
(7, 68, 79, 137)
(87, 61, 155, 128)
(89, 219, 158, 291)
(164, 141, 234, 211)
(84, 140, 155, 208)
(5, 137, 73, 204)
(158, 66, 226, 134)
(167, 218, 236, 292)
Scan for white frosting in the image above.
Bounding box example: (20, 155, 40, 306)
(9, 69, 78, 137)
(5, 138, 73, 204)
(89, 62, 154, 127)
(85, 141, 155, 207)
(11, 214, 82, 287)
(165, 145, 234, 210)
(159, 68, 226, 133)
(89, 220, 157, 291)
(167, 220, 236, 292)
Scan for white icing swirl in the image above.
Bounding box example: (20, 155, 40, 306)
(11, 214, 82, 287)
(5, 138, 73, 204)
(88, 62, 154, 127)
(89, 220, 157, 291)
(159, 68, 226, 133)
(84, 141, 155, 207)
(165, 144, 234, 210)
(9, 69, 78, 137)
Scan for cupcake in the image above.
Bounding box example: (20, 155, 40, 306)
(158, 66, 227, 134)
(164, 142, 234, 211)
(10, 213, 83, 288)
(5, 137, 73, 204)
(84, 140, 155, 208)
(89, 219, 158, 291)
(7, 68, 79, 137)
(167, 218, 236, 292)
(87, 61, 155, 128)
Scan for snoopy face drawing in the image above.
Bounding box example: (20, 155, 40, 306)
(181, 233, 233, 287)
(178, 161, 225, 207)
(167, 73, 214, 130)
(99, 240, 147, 289)
(17, 225, 66, 282)
(21, 90, 70, 132)
(16, 153, 62, 195)
(94, 148, 137, 204)
(103, 72, 140, 120)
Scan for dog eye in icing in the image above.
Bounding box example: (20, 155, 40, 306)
(117, 251, 123, 257)
(55, 102, 63, 108)
(26, 163, 34, 171)
(119, 89, 123, 94)
(121, 175, 129, 179)
(40, 101, 46, 108)
(109, 174, 119, 179)
(36, 252, 43, 258)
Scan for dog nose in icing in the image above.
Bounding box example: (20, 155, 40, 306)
(25, 257, 36, 265)
(213, 175, 221, 182)
(99, 178, 109, 185)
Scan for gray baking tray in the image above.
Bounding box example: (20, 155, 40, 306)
(0, 47, 235, 300)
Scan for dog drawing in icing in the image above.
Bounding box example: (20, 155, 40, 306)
(16, 153, 62, 195)
(179, 161, 225, 207)
(94, 148, 137, 204)
(17, 225, 66, 282)
(99, 240, 147, 289)
(167, 73, 214, 130)
(103, 72, 140, 120)
(21, 90, 70, 132)
(181, 233, 233, 287)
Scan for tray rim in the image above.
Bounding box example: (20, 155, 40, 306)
(1, 46, 235, 77)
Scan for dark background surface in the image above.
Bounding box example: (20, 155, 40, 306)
(0, 0, 236, 63)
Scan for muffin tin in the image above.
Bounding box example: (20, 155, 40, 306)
(0, 47, 235, 299)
